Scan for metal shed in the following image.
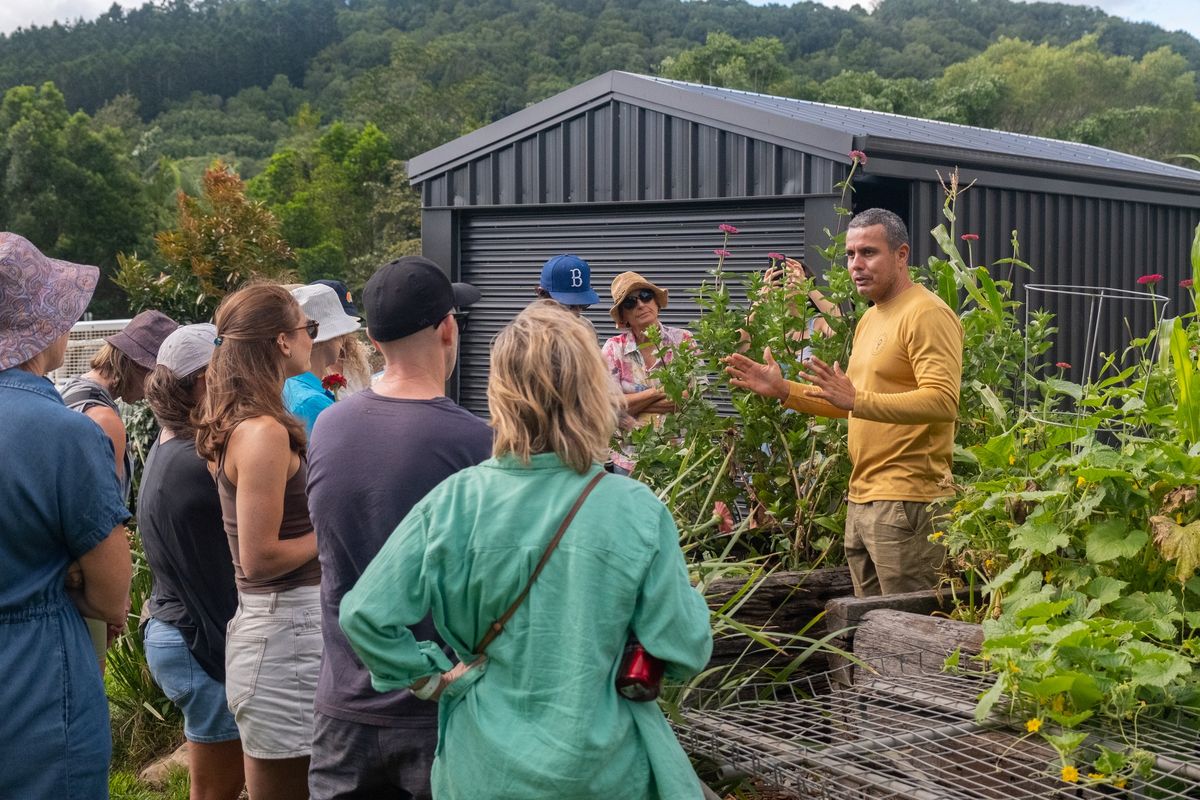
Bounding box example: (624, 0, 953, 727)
(407, 71, 1200, 413)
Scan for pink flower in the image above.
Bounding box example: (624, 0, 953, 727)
(1055, 362, 1071, 370)
(1137, 274, 1164, 285)
(1181, 278, 1194, 288)
(719, 224, 739, 235)
(961, 233, 979, 241)
(713, 501, 734, 533)
(767, 252, 786, 262)
(714, 249, 732, 258)
(848, 149, 868, 165)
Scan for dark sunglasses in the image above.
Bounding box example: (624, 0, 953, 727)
(620, 288, 657, 311)
(292, 319, 320, 340)
(451, 311, 469, 333)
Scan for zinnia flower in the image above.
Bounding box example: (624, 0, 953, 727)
(1061, 766, 1079, 783)
(714, 249, 732, 258)
(1055, 362, 1070, 369)
(713, 501, 734, 533)
(718, 223, 739, 234)
(767, 252, 786, 262)
(1025, 718, 1042, 733)
(961, 233, 979, 241)
(848, 149, 867, 165)
(1181, 278, 1194, 288)
(1137, 273, 1163, 285)
(321, 373, 348, 392)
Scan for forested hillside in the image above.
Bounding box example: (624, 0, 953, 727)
(2, 0, 1199, 316)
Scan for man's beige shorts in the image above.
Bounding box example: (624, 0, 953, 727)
(844, 500, 947, 597)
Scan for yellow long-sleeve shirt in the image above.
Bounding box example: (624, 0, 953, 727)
(783, 283, 963, 503)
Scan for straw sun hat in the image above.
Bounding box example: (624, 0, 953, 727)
(608, 271, 669, 326)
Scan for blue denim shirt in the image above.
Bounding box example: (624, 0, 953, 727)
(283, 371, 335, 435)
(0, 367, 130, 797)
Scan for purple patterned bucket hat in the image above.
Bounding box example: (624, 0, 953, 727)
(0, 233, 99, 370)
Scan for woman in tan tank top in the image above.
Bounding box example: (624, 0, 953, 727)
(195, 284, 322, 800)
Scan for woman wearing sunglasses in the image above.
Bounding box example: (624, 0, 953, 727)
(194, 283, 323, 800)
(283, 284, 362, 434)
(601, 272, 693, 475)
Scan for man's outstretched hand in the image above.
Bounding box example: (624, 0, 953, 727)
(797, 356, 856, 411)
(725, 348, 788, 401)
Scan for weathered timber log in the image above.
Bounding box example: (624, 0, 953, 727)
(702, 567, 855, 675)
(823, 589, 970, 684)
(853, 608, 983, 664)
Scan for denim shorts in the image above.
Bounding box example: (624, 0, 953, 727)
(226, 586, 323, 759)
(143, 617, 240, 744)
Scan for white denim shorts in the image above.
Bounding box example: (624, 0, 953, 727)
(225, 585, 322, 759)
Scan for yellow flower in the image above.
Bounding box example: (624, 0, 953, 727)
(1088, 773, 1105, 781)
(1176, 513, 1184, 525)
(1113, 778, 1127, 789)
(1025, 718, 1042, 733)
(984, 558, 995, 571)
(1044, 570, 1054, 582)
(1008, 661, 1021, 674)
(1076, 475, 1086, 489)
(1061, 765, 1079, 783)
(1051, 695, 1065, 713)
(929, 531, 944, 542)
(1008, 454, 1016, 465)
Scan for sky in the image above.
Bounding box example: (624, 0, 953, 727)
(1, 0, 1199, 40)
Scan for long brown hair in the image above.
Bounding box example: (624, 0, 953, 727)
(194, 283, 307, 461)
(488, 301, 620, 473)
(145, 365, 202, 437)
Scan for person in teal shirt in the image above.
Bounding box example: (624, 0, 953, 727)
(283, 283, 361, 433)
(340, 301, 713, 800)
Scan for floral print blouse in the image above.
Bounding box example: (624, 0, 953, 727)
(600, 324, 693, 471)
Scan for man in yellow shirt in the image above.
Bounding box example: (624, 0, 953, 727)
(726, 208, 963, 596)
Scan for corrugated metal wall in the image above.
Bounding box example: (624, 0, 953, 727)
(422, 100, 845, 209)
(909, 181, 1200, 378)
(455, 199, 808, 415)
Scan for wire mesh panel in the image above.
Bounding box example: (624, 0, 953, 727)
(48, 319, 131, 387)
(673, 652, 1200, 800)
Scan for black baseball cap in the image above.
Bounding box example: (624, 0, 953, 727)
(363, 256, 481, 342)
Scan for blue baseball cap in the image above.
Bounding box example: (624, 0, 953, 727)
(539, 254, 600, 306)
(310, 278, 360, 317)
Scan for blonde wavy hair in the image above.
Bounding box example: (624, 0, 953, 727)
(488, 301, 620, 473)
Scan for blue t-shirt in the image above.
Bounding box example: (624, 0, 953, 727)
(283, 371, 335, 435)
(306, 390, 493, 726)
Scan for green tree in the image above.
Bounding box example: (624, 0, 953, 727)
(116, 162, 295, 323)
(0, 81, 150, 316)
(661, 32, 796, 94)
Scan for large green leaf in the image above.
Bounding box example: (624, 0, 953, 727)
(1085, 519, 1148, 563)
(1013, 516, 1070, 555)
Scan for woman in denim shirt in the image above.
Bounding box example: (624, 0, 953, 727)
(0, 233, 133, 799)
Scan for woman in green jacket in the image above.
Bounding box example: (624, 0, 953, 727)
(340, 301, 713, 799)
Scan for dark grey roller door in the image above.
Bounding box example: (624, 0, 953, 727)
(456, 199, 809, 416)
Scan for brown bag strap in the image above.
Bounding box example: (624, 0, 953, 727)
(473, 470, 605, 656)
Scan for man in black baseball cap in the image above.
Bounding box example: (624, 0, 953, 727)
(362, 256, 481, 342)
(306, 254, 489, 800)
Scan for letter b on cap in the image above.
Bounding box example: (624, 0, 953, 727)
(570, 268, 583, 288)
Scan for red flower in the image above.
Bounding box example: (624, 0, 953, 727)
(848, 149, 868, 165)
(321, 373, 348, 391)
(961, 233, 979, 241)
(713, 501, 734, 533)
(1055, 362, 1071, 369)
(718, 223, 739, 234)
(767, 252, 786, 262)
(714, 249, 732, 258)
(1137, 274, 1164, 285)
(1181, 278, 1194, 288)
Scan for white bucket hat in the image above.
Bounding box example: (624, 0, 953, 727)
(291, 284, 361, 343)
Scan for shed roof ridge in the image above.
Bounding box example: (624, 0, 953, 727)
(636, 73, 1200, 181)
